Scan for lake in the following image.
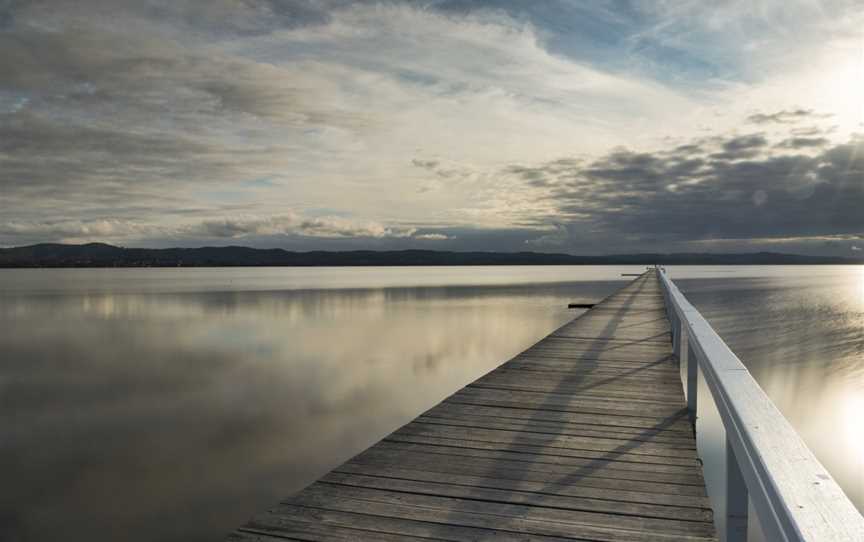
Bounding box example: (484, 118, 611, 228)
(0, 266, 861, 541)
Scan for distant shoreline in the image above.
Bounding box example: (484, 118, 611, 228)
(1, 242, 861, 268)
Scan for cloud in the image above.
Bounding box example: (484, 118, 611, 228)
(708, 134, 769, 160)
(747, 109, 818, 124)
(191, 213, 420, 240)
(0, 219, 162, 241)
(0, 0, 703, 245)
(415, 233, 449, 241)
(777, 137, 831, 149)
(410, 158, 473, 181)
(411, 159, 439, 170)
(791, 125, 836, 136)
(0, 213, 419, 245)
(525, 225, 570, 247)
(722, 134, 769, 152)
(494, 130, 864, 252)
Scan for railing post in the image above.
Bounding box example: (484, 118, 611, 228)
(725, 437, 749, 542)
(685, 333, 697, 422)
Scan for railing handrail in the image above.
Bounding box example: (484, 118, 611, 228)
(656, 267, 864, 542)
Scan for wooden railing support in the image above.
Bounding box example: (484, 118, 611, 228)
(685, 336, 698, 422)
(726, 437, 749, 542)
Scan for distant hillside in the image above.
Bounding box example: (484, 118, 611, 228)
(0, 243, 861, 267)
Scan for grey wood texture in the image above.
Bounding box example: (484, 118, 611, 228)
(231, 270, 716, 541)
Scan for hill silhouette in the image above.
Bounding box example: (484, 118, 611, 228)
(0, 243, 861, 267)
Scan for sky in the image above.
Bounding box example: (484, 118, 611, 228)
(1, 0, 862, 255)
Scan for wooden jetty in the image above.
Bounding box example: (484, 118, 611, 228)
(229, 270, 717, 541)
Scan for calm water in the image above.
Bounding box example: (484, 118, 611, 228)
(0, 266, 861, 541)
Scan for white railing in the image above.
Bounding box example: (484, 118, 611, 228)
(656, 267, 864, 542)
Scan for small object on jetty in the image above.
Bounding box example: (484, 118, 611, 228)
(567, 302, 595, 309)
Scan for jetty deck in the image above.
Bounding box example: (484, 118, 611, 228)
(230, 270, 716, 541)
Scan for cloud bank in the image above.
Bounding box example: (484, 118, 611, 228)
(1, 1, 862, 254)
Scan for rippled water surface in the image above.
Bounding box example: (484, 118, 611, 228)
(0, 265, 861, 541)
(675, 266, 864, 540)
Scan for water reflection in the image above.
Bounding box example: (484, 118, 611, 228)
(0, 270, 627, 542)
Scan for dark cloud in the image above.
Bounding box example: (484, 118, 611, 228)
(746, 109, 820, 124)
(505, 158, 586, 188)
(0, 4, 378, 232)
(504, 165, 556, 187)
(722, 134, 768, 152)
(777, 137, 830, 149)
(0, 19, 373, 127)
(0, 108, 256, 221)
(671, 143, 704, 154)
(708, 134, 768, 160)
(791, 125, 836, 136)
(747, 109, 833, 124)
(411, 159, 440, 170)
(410, 158, 472, 180)
(506, 132, 864, 251)
(5, 0, 343, 38)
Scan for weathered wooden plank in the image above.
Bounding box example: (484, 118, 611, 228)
(332, 462, 714, 511)
(502, 359, 679, 373)
(551, 328, 672, 340)
(320, 472, 715, 525)
(229, 271, 716, 541)
(449, 387, 690, 417)
(550, 329, 672, 340)
(479, 369, 685, 386)
(563, 319, 668, 328)
(282, 484, 717, 540)
(423, 402, 696, 433)
(348, 446, 705, 486)
(237, 520, 434, 542)
(523, 343, 674, 356)
(413, 415, 697, 445)
(518, 347, 677, 361)
(245, 505, 585, 542)
(359, 440, 705, 476)
(466, 380, 686, 403)
(230, 530, 305, 542)
(463, 386, 687, 407)
(475, 375, 685, 395)
(390, 424, 699, 457)
(475, 370, 682, 384)
(511, 352, 680, 366)
(383, 433, 703, 468)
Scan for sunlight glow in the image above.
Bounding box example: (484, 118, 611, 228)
(841, 392, 864, 453)
(860, 266, 864, 306)
(818, 50, 864, 134)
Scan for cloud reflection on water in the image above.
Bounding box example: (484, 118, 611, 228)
(0, 272, 624, 541)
